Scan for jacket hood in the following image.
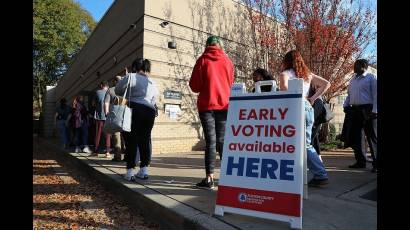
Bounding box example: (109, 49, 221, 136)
(201, 46, 226, 61)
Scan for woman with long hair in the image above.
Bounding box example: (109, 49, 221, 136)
(279, 50, 331, 187)
(67, 95, 92, 154)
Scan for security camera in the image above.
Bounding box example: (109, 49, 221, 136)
(160, 21, 169, 28)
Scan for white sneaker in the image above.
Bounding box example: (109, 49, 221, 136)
(135, 167, 148, 180)
(74, 147, 81, 153)
(82, 146, 92, 154)
(124, 168, 136, 181)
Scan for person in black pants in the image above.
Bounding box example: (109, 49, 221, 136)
(343, 59, 377, 172)
(189, 36, 235, 189)
(199, 110, 228, 179)
(115, 58, 159, 180)
(123, 103, 155, 173)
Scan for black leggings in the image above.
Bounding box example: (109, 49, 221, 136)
(123, 103, 156, 169)
(199, 110, 228, 174)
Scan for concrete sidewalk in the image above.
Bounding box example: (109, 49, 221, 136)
(38, 138, 376, 230)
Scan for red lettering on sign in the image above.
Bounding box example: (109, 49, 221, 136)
(231, 125, 241, 136)
(278, 108, 288, 120)
(239, 109, 247, 120)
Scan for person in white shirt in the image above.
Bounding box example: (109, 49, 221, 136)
(279, 50, 331, 187)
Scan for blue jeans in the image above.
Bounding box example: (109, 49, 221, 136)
(75, 122, 89, 148)
(305, 100, 328, 179)
(57, 120, 69, 146)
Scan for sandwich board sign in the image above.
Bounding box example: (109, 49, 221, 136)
(215, 80, 305, 229)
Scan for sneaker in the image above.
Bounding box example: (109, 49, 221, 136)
(195, 178, 215, 190)
(124, 168, 136, 181)
(135, 167, 149, 180)
(74, 147, 81, 153)
(105, 152, 112, 159)
(348, 163, 366, 169)
(308, 178, 329, 187)
(82, 146, 92, 154)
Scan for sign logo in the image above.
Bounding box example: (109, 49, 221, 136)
(238, 193, 247, 203)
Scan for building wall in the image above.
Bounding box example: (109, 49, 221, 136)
(143, 0, 252, 153)
(50, 0, 297, 153)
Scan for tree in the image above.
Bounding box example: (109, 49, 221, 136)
(242, 0, 376, 102)
(242, 0, 376, 143)
(33, 0, 96, 109)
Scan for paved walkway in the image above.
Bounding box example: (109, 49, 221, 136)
(39, 138, 376, 230)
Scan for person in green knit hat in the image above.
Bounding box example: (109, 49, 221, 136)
(189, 35, 234, 189)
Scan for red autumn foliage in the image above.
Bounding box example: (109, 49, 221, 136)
(242, 0, 376, 102)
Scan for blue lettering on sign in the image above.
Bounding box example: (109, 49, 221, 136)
(226, 157, 294, 181)
(261, 159, 278, 179)
(280, 160, 294, 181)
(246, 158, 260, 178)
(227, 156, 245, 176)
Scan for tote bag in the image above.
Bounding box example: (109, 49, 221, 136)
(103, 75, 132, 133)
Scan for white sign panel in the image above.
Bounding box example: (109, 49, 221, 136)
(215, 80, 305, 229)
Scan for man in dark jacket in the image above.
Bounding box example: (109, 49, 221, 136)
(189, 35, 234, 189)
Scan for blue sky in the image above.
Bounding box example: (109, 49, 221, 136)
(75, 0, 114, 21)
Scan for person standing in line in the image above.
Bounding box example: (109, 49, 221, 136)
(104, 76, 124, 162)
(279, 50, 330, 187)
(251, 68, 275, 92)
(66, 96, 92, 153)
(54, 98, 72, 149)
(92, 81, 112, 158)
(343, 59, 377, 173)
(189, 35, 234, 190)
(116, 58, 158, 180)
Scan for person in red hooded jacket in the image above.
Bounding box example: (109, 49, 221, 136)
(189, 35, 234, 189)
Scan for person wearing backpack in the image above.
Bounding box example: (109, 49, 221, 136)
(54, 98, 72, 149)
